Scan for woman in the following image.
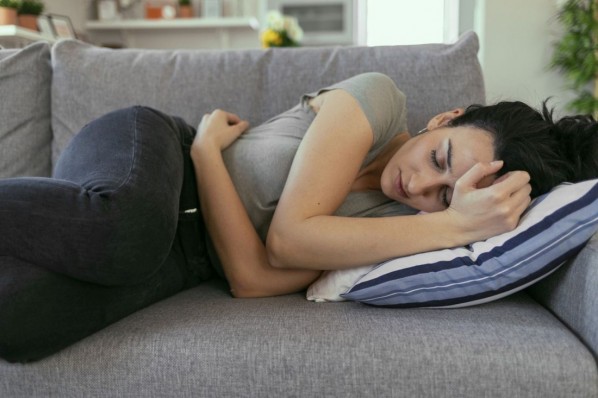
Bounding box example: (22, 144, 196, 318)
(0, 73, 596, 362)
(192, 72, 597, 297)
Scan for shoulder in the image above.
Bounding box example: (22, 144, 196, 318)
(340, 73, 405, 104)
(328, 72, 405, 105)
(305, 72, 406, 114)
(347, 72, 400, 88)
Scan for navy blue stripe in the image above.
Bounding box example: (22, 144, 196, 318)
(362, 244, 585, 308)
(350, 182, 598, 293)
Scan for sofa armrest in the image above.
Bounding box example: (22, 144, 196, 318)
(529, 231, 598, 359)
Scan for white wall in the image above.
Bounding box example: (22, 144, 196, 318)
(473, 0, 573, 115)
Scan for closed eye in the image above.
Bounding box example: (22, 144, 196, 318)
(430, 150, 451, 208)
(430, 150, 441, 170)
(441, 188, 450, 208)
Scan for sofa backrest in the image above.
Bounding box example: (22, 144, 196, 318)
(50, 31, 484, 166)
(0, 42, 52, 178)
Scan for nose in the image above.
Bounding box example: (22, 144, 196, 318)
(406, 171, 442, 197)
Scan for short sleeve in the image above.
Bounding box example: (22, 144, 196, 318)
(302, 72, 408, 152)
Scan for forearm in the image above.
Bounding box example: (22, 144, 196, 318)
(267, 211, 465, 270)
(191, 146, 321, 297)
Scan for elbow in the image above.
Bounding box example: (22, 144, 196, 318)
(227, 277, 267, 299)
(265, 229, 293, 269)
(229, 286, 258, 299)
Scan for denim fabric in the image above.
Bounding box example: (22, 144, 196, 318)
(0, 106, 205, 362)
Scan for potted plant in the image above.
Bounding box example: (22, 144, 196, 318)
(17, 0, 44, 31)
(551, 0, 598, 116)
(178, 0, 193, 18)
(0, 0, 19, 26)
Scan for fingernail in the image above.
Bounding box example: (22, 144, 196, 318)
(490, 160, 504, 166)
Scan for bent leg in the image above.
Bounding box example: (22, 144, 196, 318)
(0, 106, 189, 286)
(0, 251, 187, 363)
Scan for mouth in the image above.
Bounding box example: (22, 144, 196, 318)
(395, 172, 408, 199)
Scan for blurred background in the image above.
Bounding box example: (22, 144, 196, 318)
(0, 1, 579, 116)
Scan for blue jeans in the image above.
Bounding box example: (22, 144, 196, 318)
(0, 106, 211, 362)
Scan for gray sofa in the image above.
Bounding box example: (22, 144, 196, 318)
(0, 32, 596, 397)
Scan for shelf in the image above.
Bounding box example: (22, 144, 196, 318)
(84, 17, 261, 50)
(0, 25, 56, 48)
(85, 17, 260, 31)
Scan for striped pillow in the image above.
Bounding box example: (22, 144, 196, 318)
(341, 179, 598, 308)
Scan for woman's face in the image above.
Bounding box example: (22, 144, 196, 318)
(380, 122, 496, 213)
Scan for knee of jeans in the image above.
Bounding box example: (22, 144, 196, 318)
(0, 331, 34, 363)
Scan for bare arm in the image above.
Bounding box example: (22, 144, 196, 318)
(267, 90, 531, 270)
(191, 110, 321, 298)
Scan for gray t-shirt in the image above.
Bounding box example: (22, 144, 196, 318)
(208, 72, 418, 276)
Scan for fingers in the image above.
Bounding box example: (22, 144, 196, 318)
(509, 182, 532, 216)
(455, 160, 504, 192)
(235, 121, 250, 136)
(206, 109, 244, 125)
(447, 159, 534, 242)
(196, 109, 249, 151)
(200, 110, 248, 131)
(224, 111, 242, 125)
(492, 171, 532, 228)
(491, 171, 531, 204)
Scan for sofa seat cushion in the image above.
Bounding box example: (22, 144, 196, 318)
(0, 42, 52, 178)
(0, 279, 595, 398)
(530, 231, 598, 359)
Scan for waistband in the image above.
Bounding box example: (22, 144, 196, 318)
(172, 116, 215, 285)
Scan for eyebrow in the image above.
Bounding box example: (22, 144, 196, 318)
(447, 138, 453, 172)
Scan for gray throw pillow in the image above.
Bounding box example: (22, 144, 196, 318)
(0, 42, 52, 178)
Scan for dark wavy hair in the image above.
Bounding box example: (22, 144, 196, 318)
(448, 100, 598, 197)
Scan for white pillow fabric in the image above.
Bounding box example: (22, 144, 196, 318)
(307, 264, 374, 302)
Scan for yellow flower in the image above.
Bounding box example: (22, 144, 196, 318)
(261, 29, 283, 48)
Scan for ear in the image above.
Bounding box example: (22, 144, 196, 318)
(426, 108, 465, 131)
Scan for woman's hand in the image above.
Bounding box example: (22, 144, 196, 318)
(192, 109, 249, 154)
(445, 161, 532, 241)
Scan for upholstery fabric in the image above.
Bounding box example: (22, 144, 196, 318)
(0, 42, 52, 178)
(50, 31, 484, 166)
(529, 232, 598, 359)
(0, 280, 595, 398)
(0, 32, 595, 397)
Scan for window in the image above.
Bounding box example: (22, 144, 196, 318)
(364, 0, 459, 46)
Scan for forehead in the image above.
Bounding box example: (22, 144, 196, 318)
(439, 126, 495, 180)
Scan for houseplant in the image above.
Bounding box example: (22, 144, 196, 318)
(17, 0, 44, 31)
(551, 0, 598, 115)
(0, 0, 19, 26)
(178, 0, 193, 18)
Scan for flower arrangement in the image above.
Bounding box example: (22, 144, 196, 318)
(260, 10, 303, 48)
